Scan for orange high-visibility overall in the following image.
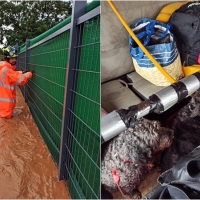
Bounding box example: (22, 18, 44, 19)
(0, 61, 32, 118)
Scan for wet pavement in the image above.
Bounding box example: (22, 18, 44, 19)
(0, 86, 70, 199)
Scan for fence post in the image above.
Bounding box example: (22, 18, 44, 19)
(25, 39, 30, 103)
(58, 1, 87, 180)
(15, 43, 19, 70)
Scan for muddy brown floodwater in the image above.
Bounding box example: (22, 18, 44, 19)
(0, 87, 70, 199)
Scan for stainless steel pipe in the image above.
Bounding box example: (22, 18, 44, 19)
(101, 72, 200, 143)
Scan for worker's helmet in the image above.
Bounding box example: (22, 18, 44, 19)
(2, 46, 18, 58)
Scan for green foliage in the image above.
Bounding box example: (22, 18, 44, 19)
(0, 1, 72, 47)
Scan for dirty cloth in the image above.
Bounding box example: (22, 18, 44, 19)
(0, 86, 70, 199)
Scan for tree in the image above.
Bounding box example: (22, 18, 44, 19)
(0, 1, 72, 47)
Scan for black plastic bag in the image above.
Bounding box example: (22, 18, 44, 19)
(157, 145, 200, 199)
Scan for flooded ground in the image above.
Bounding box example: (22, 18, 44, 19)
(0, 86, 70, 199)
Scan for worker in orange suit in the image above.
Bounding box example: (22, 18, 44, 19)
(0, 46, 33, 118)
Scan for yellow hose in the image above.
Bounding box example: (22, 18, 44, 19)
(107, 0, 176, 84)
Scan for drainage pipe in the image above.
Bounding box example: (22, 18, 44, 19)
(101, 71, 200, 143)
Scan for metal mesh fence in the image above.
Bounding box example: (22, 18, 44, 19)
(26, 30, 70, 164)
(17, 1, 100, 199)
(65, 15, 100, 199)
(18, 51, 26, 98)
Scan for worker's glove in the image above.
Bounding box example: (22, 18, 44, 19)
(22, 70, 29, 74)
(22, 70, 35, 74)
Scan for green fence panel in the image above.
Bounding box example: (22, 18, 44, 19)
(26, 30, 70, 164)
(67, 15, 100, 199)
(18, 51, 26, 97)
(19, 1, 100, 53)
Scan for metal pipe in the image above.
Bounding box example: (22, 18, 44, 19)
(101, 110, 126, 144)
(101, 71, 200, 144)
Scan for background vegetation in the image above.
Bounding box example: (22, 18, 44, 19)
(0, 1, 72, 47)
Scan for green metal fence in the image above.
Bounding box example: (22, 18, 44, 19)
(27, 29, 70, 163)
(17, 51, 26, 97)
(65, 14, 100, 199)
(17, 1, 100, 199)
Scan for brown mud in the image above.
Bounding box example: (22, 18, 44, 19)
(0, 86, 70, 199)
